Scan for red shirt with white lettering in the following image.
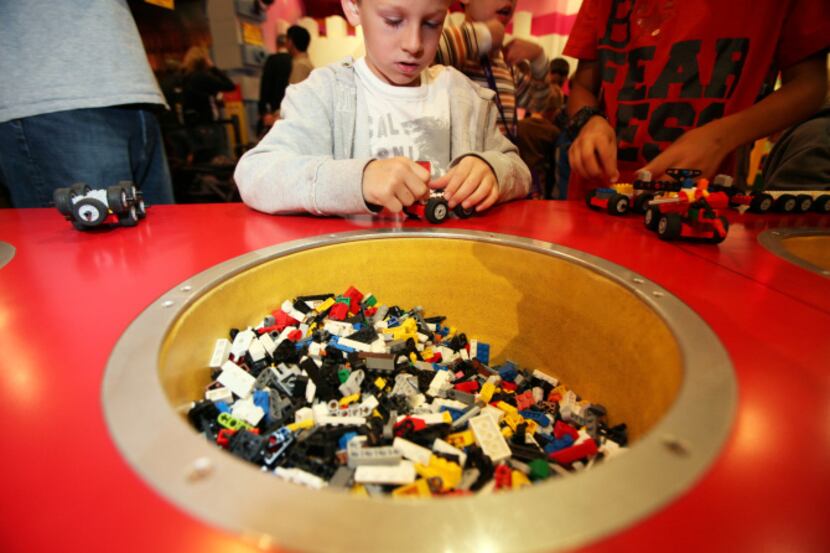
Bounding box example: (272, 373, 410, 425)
(563, 0, 829, 189)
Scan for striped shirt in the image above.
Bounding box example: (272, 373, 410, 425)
(435, 21, 551, 138)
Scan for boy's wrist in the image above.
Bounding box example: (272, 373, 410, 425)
(568, 106, 605, 138)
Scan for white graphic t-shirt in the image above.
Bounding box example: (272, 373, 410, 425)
(355, 58, 452, 179)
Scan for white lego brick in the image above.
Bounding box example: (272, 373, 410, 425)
(281, 300, 306, 322)
(307, 341, 325, 358)
(482, 404, 505, 424)
(431, 398, 468, 412)
(339, 369, 365, 396)
(258, 333, 277, 355)
(416, 332, 430, 343)
(205, 386, 233, 404)
(324, 320, 354, 337)
(305, 379, 317, 404)
(273, 327, 295, 347)
(229, 329, 256, 359)
(311, 401, 330, 421)
(294, 406, 314, 423)
(533, 369, 559, 387)
(369, 338, 387, 353)
(316, 415, 367, 426)
(217, 360, 256, 399)
(393, 437, 433, 465)
(600, 438, 625, 459)
(437, 346, 456, 362)
(231, 396, 265, 426)
(532, 386, 544, 404)
(468, 414, 511, 463)
(347, 436, 401, 468)
(360, 394, 379, 412)
(408, 393, 426, 410)
(458, 348, 469, 361)
(413, 361, 435, 372)
(247, 336, 267, 362)
(396, 412, 451, 426)
(427, 370, 452, 397)
(432, 438, 467, 467)
(354, 461, 416, 485)
(209, 339, 231, 369)
(273, 467, 327, 489)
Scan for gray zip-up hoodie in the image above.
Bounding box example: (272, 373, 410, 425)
(234, 57, 531, 215)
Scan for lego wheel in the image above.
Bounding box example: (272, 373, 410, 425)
(453, 204, 475, 219)
(425, 198, 449, 224)
(795, 195, 813, 213)
(644, 206, 661, 230)
(710, 216, 729, 244)
(607, 193, 629, 216)
(119, 205, 139, 227)
(135, 196, 147, 218)
(53, 188, 73, 215)
(656, 213, 682, 240)
(107, 185, 129, 214)
(70, 182, 91, 197)
(72, 198, 108, 228)
(774, 194, 797, 213)
(814, 195, 830, 213)
(585, 189, 597, 209)
(750, 193, 773, 213)
(633, 193, 653, 214)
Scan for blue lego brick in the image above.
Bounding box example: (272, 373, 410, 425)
(215, 400, 231, 414)
(497, 361, 519, 382)
(438, 406, 465, 421)
(543, 435, 574, 455)
(338, 431, 359, 451)
(328, 337, 356, 353)
(519, 409, 551, 427)
(253, 390, 270, 422)
(473, 342, 490, 364)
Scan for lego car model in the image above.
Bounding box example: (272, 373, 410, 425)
(54, 181, 146, 230)
(644, 179, 730, 243)
(585, 169, 697, 216)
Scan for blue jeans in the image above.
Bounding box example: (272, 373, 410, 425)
(0, 106, 174, 208)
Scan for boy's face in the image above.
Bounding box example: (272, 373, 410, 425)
(461, 0, 516, 25)
(343, 0, 449, 87)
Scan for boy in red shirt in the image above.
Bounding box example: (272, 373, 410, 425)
(563, 0, 829, 197)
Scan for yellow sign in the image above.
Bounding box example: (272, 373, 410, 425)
(145, 0, 174, 9)
(241, 21, 264, 47)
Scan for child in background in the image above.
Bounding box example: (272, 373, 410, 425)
(435, 0, 552, 142)
(234, 0, 530, 216)
(563, 0, 829, 198)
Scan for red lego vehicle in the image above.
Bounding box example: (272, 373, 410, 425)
(644, 178, 730, 243)
(585, 169, 692, 216)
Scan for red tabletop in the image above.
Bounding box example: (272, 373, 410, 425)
(0, 200, 827, 553)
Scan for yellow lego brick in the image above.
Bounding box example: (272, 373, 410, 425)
(315, 297, 335, 313)
(374, 377, 386, 390)
(409, 352, 418, 363)
(415, 457, 462, 491)
(613, 183, 633, 195)
(372, 409, 382, 419)
(479, 381, 496, 403)
(339, 393, 360, 407)
(392, 478, 432, 498)
(501, 426, 514, 439)
(446, 430, 474, 448)
(286, 418, 314, 432)
(552, 384, 569, 396)
(351, 484, 369, 497)
(496, 401, 518, 414)
(512, 470, 531, 489)
(421, 347, 434, 360)
(503, 411, 524, 431)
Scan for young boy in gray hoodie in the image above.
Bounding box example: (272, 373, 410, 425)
(234, 0, 530, 216)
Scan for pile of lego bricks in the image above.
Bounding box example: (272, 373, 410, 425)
(187, 287, 628, 497)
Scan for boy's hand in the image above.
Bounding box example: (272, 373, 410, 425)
(640, 123, 729, 181)
(430, 156, 499, 212)
(362, 157, 430, 213)
(569, 116, 619, 183)
(503, 38, 543, 66)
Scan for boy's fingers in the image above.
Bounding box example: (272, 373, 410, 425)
(597, 141, 619, 183)
(402, 173, 428, 202)
(580, 142, 603, 180)
(384, 197, 403, 213)
(448, 174, 479, 208)
(441, 170, 465, 200)
(477, 185, 500, 211)
(410, 159, 431, 181)
(640, 152, 671, 182)
(463, 177, 494, 208)
(430, 174, 450, 190)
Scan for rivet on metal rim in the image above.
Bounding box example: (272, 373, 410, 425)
(632, 277, 645, 284)
(661, 435, 691, 457)
(652, 290, 665, 298)
(186, 457, 214, 482)
(180, 285, 193, 292)
(162, 300, 175, 308)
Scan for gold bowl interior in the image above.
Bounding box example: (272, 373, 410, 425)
(782, 235, 830, 271)
(159, 237, 683, 442)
